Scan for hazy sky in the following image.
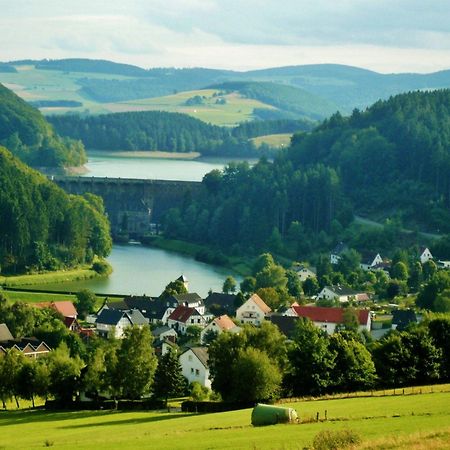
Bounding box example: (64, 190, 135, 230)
(1, 0, 450, 73)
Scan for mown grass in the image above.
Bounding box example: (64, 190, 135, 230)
(251, 133, 293, 148)
(0, 267, 101, 288)
(0, 391, 449, 449)
(2, 290, 79, 304)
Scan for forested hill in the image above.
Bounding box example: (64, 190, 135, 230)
(288, 89, 450, 232)
(0, 83, 86, 168)
(0, 147, 111, 274)
(48, 112, 313, 156)
(161, 90, 450, 261)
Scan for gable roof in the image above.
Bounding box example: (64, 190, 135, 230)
(293, 305, 370, 325)
(96, 309, 130, 326)
(0, 323, 14, 342)
(168, 305, 201, 323)
(269, 316, 300, 338)
(104, 299, 129, 310)
(211, 315, 237, 331)
(247, 293, 272, 314)
(35, 301, 78, 318)
(323, 285, 362, 296)
(183, 346, 209, 368)
(63, 317, 80, 329)
(204, 292, 236, 308)
(127, 309, 149, 326)
(331, 242, 347, 255)
(172, 293, 202, 305)
(124, 296, 156, 310)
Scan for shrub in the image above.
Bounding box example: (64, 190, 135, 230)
(92, 260, 111, 275)
(312, 429, 361, 450)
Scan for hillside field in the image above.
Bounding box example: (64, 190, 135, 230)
(1, 389, 449, 449)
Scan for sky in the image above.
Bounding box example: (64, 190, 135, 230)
(1, 0, 450, 73)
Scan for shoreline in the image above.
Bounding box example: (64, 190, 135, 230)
(87, 150, 202, 160)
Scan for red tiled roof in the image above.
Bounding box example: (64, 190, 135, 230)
(213, 315, 236, 331)
(34, 301, 78, 318)
(248, 294, 272, 314)
(168, 305, 200, 323)
(293, 305, 370, 325)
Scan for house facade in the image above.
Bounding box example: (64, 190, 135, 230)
(317, 286, 369, 303)
(419, 247, 433, 264)
(167, 305, 209, 334)
(200, 315, 240, 344)
(95, 309, 148, 339)
(293, 265, 317, 282)
(236, 293, 272, 326)
(179, 347, 211, 389)
(293, 305, 372, 334)
(360, 253, 383, 271)
(330, 242, 348, 265)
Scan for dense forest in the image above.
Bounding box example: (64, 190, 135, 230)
(0, 147, 111, 274)
(48, 112, 308, 156)
(162, 90, 450, 259)
(0, 83, 86, 168)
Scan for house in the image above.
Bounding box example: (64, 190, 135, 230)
(437, 260, 450, 269)
(317, 286, 370, 303)
(236, 293, 272, 326)
(0, 339, 51, 358)
(330, 242, 348, 264)
(276, 302, 300, 317)
(152, 325, 178, 343)
(293, 265, 317, 282)
(95, 309, 148, 339)
(293, 305, 371, 334)
(419, 247, 433, 264)
(0, 323, 14, 342)
(171, 293, 205, 314)
(167, 305, 209, 334)
(35, 301, 78, 319)
(204, 292, 238, 316)
(360, 253, 383, 271)
(200, 315, 240, 344)
(179, 347, 211, 389)
(176, 274, 189, 291)
(64, 316, 82, 333)
(392, 309, 417, 331)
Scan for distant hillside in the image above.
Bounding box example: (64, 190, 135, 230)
(210, 81, 337, 120)
(0, 83, 86, 168)
(288, 89, 450, 232)
(0, 63, 16, 73)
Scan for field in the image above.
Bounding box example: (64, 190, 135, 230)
(0, 390, 449, 449)
(2, 290, 78, 304)
(251, 133, 293, 148)
(0, 66, 275, 126)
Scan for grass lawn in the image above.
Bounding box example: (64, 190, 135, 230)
(2, 290, 79, 304)
(251, 133, 293, 148)
(0, 391, 449, 449)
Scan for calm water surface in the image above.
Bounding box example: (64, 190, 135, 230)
(36, 244, 240, 298)
(83, 152, 256, 181)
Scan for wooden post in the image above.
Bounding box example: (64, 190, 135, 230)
(316, 412, 319, 422)
(324, 410, 328, 420)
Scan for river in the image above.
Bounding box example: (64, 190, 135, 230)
(35, 244, 240, 298)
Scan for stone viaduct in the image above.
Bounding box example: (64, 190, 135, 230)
(52, 176, 202, 238)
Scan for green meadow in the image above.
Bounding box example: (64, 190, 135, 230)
(251, 133, 293, 148)
(1, 390, 449, 449)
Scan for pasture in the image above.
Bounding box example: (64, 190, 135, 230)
(0, 390, 449, 449)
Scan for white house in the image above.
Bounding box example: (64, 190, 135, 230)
(171, 293, 206, 315)
(179, 347, 211, 389)
(167, 305, 209, 334)
(360, 253, 383, 271)
(317, 286, 370, 303)
(200, 315, 240, 344)
(419, 247, 433, 264)
(236, 293, 272, 326)
(293, 265, 317, 282)
(330, 242, 348, 265)
(293, 305, 372, 335)
(95, 309, 148, 339)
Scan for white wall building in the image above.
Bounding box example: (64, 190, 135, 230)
(179, 347, 211, 389)
(236, 294, 272, 326)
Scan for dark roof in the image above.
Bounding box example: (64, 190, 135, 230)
(124, 296, 157, 310)
(331, 242, 347, 255)
(172, 293, 202, 305)
(96, 309, 130, 326)
(184, 347, 209, 368)
(168, 305, 201, 323)
(127, 309, 149, 326)
(293, 306, 370, 325)
(177, 275, 189, 283)
(392, 309, 417, 330)
(360, 252, 381, 264)
(152, 326, 172, 337)
(269, 316, 300, 338)
(204, 292, 237, 314)
(106, 300, 129, 310)
(325, 285, 362, 296)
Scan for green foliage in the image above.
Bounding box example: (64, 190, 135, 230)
(153, 349, 186, 404)
(190, 381, 210, 401)
(312, 429, 361, 450)
(0, 148, 111, 274)
(91, 260, 111, 275)
(75, 289, 97, 320)
(222, 276, 237, 294)
(0, 83, 86, 167)
(159, 279, 188, 300)
(417, 271, 450, 310)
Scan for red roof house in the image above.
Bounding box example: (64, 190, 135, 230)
(167, 305, 208, 334)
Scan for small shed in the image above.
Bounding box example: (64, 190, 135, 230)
(251, 404, 298, 426)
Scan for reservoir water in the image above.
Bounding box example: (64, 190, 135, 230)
(82, 151, 255, 181)
(36, 244, 241, 298)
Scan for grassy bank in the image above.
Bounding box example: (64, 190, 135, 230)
(0, 388, 449, 449)
(2, 290, 79, 304)
(0, 265, 108, 288)
(143, 236, 254, 276)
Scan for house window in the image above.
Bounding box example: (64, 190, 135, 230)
(197, 319, 201, 323)
(195, 369, 200, 376)
(191, 368, 194, 374)
(191, 319, 194, 323)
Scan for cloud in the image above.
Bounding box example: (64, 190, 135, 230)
(0, 0, 449, 72)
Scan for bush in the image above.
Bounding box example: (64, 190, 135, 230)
(92, 260, 111, 275)
(312, 429, 361, 450)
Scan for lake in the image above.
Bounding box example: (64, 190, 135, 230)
(35, 244, 240, 298)
(82, 151, 256, 181)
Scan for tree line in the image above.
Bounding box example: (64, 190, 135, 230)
(0, 148, 111, 274)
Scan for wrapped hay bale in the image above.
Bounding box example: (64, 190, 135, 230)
(251, 403, 298, 426)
